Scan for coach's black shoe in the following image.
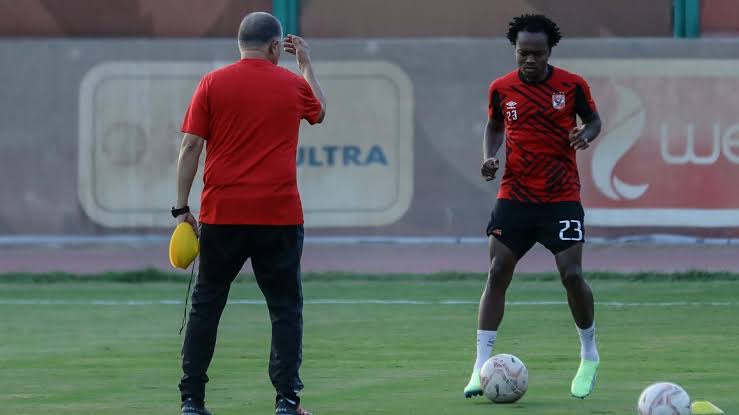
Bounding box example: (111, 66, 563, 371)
(275, 397, 312, 415)
(181, 398, 213, 415)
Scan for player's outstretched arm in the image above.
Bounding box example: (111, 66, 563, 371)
(569, 112, 602, 151)
(481, 117, 505, 181)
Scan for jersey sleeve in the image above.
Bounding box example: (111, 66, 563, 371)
(573, 75, 597, 120)
(299, 78, 323, 124)
(488, 82, 504, 122)
(181, 75, 211, 139)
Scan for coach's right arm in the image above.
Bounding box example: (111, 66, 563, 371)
(284, 35, 326, 123)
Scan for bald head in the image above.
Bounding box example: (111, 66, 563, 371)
(238, 12, 282, 49)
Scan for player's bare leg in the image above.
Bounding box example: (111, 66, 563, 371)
(480, 237, 518, 330)
(555, 243, 593, 328)
(464, 237, 518, 398)
(555, 243, 599, 398)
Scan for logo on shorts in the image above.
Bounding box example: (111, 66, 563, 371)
(552, 92, 566, 110)
(506, 101, 517, 109)
(491, 228, 503, 236)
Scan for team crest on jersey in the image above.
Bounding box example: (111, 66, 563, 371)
(552, 92, 566, 109)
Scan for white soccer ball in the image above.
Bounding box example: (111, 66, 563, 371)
(637, 382, 691, 415)
(480, 353, 528, 403)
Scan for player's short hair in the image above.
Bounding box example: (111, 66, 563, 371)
(238, 12, 282, 48)
(506, 14, 562, 50)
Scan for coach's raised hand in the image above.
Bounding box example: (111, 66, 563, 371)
(283, 35, 312, 69)
(284, 34, 327, 123)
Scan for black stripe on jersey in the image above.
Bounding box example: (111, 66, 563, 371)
(510, 181, 541, 203)
(511, 140, 544, 177)
(563, 180, 582, 194)
(545, 160, 563, 180)
(537, 81, 574, 102)
(509, 85, 547, 110)
(541, 84, 576, 102)
(520, 181, 543, 203)
(538, 81, 558, 94)
(507, 120, 556, 178)
(520, 154, 554, 180)
(526, 156, 554, 178)
(509, 187, 530, 203)
(547, 165, 568, 193)
(520, 115, 571, 150)
(518, 103, 570, 148)
(524, 113, 569, 145)
(545, 158, 578, 194)
(519, 84, 553, 106)
(533, 111, 571, 137)
(512, 178, 542, 203)
(530, 83, 560, 112)
(512, 139, 536, 160)
(507, 180, 527, 200)
(550, 176, 577, 196)
(548, 177, 568, 196)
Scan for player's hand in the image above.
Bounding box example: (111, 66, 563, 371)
(569, 125, 590, 150)
(283, 35, 312, 70)
(481, 157, 500, 181)
(177, 212, 199, 237)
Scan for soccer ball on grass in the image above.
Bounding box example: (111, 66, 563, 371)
(637, 382, 691, 415)
(480, 353, 528, 403)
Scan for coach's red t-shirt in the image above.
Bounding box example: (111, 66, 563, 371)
(181, 58, 323, 225)
(488, 65, 597, 203)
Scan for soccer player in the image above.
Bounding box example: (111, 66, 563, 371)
(463, 14, 602, 400)
(173, 12, 326, 415)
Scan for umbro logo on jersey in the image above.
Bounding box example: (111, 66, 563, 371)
(506, 101, 517, 108)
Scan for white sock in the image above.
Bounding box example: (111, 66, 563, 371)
(473, 330, 497, 371)
(577, 323, 599, 362)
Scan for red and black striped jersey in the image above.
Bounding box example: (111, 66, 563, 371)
(488, 65, 597, 203)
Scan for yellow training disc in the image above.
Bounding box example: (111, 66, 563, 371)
(169, 223, 200, 269)
(691, 401, 724, 415)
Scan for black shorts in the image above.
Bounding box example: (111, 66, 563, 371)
(486, 199, 585, 259)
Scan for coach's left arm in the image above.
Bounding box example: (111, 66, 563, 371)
(175, 133, 205, 234)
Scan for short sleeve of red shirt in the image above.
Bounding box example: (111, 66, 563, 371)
(573, 75, 597, 120)
(487, 81, 503, 122)
(181, 75, 210, 138)
(299, 78, 323, 124)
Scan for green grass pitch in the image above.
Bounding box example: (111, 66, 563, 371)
(1, 273, 737, 414)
